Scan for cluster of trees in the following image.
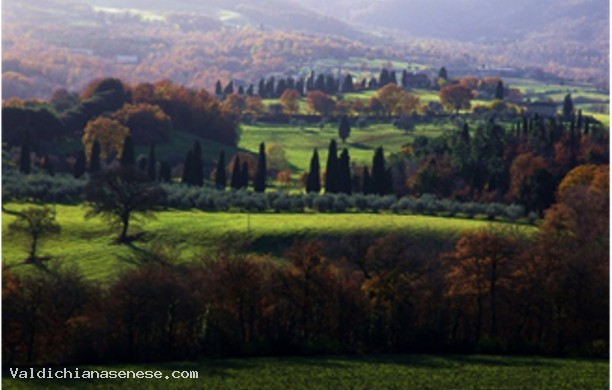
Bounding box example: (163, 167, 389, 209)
(400, 112, 608, 213)
(4, 163, 607, 365)
(4, 77, 242, 159)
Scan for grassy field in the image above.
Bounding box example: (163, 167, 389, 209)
(240, 121, 452, 174)
(2, 203, 533, 281)
(3, 354, 608, 389)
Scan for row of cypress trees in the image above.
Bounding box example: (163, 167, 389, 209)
(306, 140, 392, 195)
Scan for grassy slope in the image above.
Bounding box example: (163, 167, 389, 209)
(240, 121, 451, 174)
(2, 204, 533, 281)
(3, 355, 608, 389)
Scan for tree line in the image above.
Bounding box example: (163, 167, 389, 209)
(4, 163, 607, 365)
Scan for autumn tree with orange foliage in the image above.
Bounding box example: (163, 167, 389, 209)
(439, 84, 474, 113)
(375, 84, 420, 117)
(112, 103, 172, 145)
(279, 89, 300, 115)
(306, 91, 336, 116)
(445, 227, 521, 343)
(82, 117, 130, 161)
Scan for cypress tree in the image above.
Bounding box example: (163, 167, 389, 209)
(241, 161, 250, 189)
(315, 74, 326, 92)
(258, 79, 266, 97)
(379, 68, 390, 86)
(147, 143, 157, 181)
(120, 135, 135, 167)
(224, 81, 234, 95)
(495, 80, 504, 100)
(438, 67, 448, 80)
(390, 71, 397, 85)
(362, 167, 372, 195)
(254, 142, 267, 193)
(371, 147, 387, 195)
(89, 140, 101, 173)
(215, 80, 223, 96)
(74, 150, 86, 179)
(42, 155, 54, 176)
(324, 139, 338, 193)
(215, 150, 226, 190)
(401, 69, 409, 88)
(230, 154, 242, 189)
(238, 85, 245, 95)
(563, 93, 574, 120)
(306, 148, 321, 194)
(192, 141, 203, 186)
(351, 172, 361, 194)
(246, 84, 254, 96)
(339, 149, 352, 194)
(182, 150, 193, 185)
(338, 115, 351, 143)
(159, 161, 171, 182)
(341, 74, 354, 92)
(19, 130, 31, 175)
(385, 168, 394, 195)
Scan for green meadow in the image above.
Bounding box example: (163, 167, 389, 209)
(2, 203, 533, 281)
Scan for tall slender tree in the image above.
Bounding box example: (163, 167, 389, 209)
(19, 130, 31, 175)
(563, 93, 574, 120)
(324, 139, 338, 193)
(371, 147, 387, 195)
(147, 143, 157, 181)
(338, 149, 352, 194)
(306, 148, 321, 193)
(89, 140, 101, 173)
(159, 161, 171, 182)
(120, 135, 135, 167)
(231, 154, 242, 189)
(362, 166, 372, 194)
(192, 141, 203, 186)
(215, 150, 226, 190)
(338, 115, 351, 143)
(254, 142, 267, 193)
(182, 150, 194, 185)
(495, 80, 504, 100)
(241, 161, 250, 189)
(74, 150, 86, 179)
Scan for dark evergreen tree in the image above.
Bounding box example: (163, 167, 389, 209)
(230, 154, 242, 189)
(338, 115, 351, 143)
(368, 77, 378, 90)
(254, 142, 267, 193)
(215, 80, 223, 96)
(287, 77, 296, 91)
(438, 67, 448, 80)
(258, 79, 266, 97)
(306, 148, 321, 193)
(241, 161, 249, 189)
(238, 85, 245, 95)
(89, 140, 101, 174)
(401, 69, 409, 88)
(306, 71, 315, 91)
(19, 130, 31, 175)
(159, 161, 171, 182)
(42, 155, 54, 176)
(341, 74, 354, 92)
(324, 139, 338, 193)
(360, 79, 367, 90)
(325, 74, 337, 94)
(74, 150, 86, 179)
(182, 150, 193, 185)
(120, 135, 135, 167)
(338, 149, 352, 194)
(371, 147, 387, 195)
(315, 74, 326, 92)
(362, 167, 373, 195)
(351, 172, 361, 193)
(275, 78, 287, 98)
(296, 78, 305, 96)
(246, 84, 254, 97)
(379, 68, 390, 87)
(563, 93, 574, 120)
(147, 143, 156, 181)
(224, 81, 234, 95)
(265, 77, 275, 98)
(192, 141, 203, 186)
(495, 80, 504, 100)
(215, 150, 227, 189)
(390, 71, 397, 85)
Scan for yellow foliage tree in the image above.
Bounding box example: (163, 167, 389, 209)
(82, 117, 130, 161)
